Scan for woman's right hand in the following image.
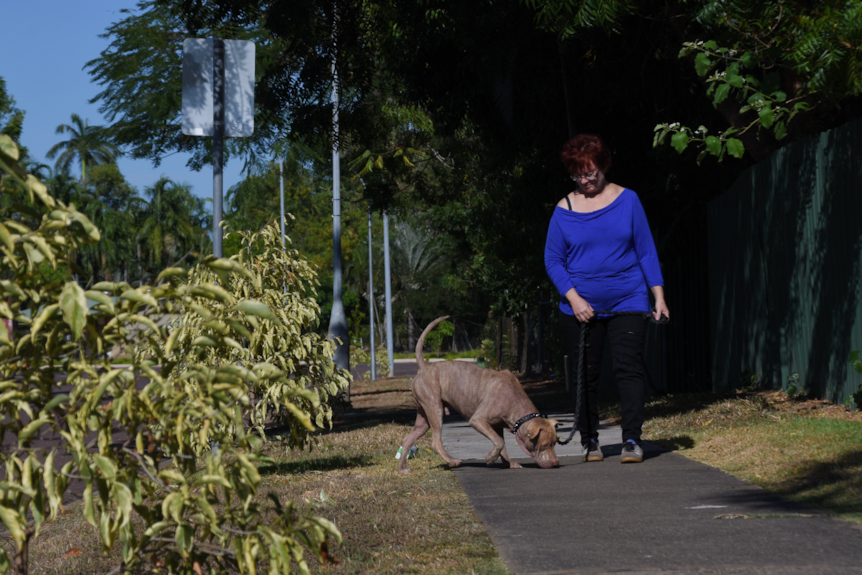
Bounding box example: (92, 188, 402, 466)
(566, 291, 595, 323)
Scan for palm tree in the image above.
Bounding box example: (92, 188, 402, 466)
(138, 177, 202, 268)
(390, 222, 448, 349)
(46, 113, 119, 183)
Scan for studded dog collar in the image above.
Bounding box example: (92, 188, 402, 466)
(511, 413, 546, 435)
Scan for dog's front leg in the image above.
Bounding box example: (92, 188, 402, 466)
(492, 424, 523, 469)
(469, 418, 508, 466)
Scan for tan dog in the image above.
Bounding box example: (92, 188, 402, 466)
(398, 316, 560, 474)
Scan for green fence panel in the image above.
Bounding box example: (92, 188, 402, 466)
(708, 119, 862, 404)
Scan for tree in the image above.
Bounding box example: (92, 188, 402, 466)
(138, 177, 205, 268)
(45, 113, 119, 183)
(88, 0, 862, 325)
(79, 164, 144, 282)
(0, 77, 24, 146)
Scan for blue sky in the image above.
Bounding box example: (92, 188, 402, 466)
(2, 1, 243, 200)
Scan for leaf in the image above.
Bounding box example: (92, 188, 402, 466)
(162, 492, 184, 523)
(112, 483, 133, 528)
(725, 138, 745, 158)
(120, 289, 158, 309)
(0, 134, 19, 161)
(759, 105, 775, 129)
(741, 52, 758, 69)
(696, 149, 708, 166)
(694, 52, 712, 76)
(157, 267, 188, 282)
(27, 175, 55, 209)
(705, 136, 722, 156)
(670, 131, 690, 154)
(233, 300, 281, 324)
(41, 394, 69, 415)
(774, 121, 787, 140)
(94, 455, 118, 479)
(18, 418, 51, 445)
(31, 303, 60, 338)
(192, 475, 232, 489)
(85, 291, 115, 313)
(726, 71, 744, 89)
(83, 482, 96, 526)
(59, 282, 88, 340)
(0, 507, 26, 545)
(190, 283, 232, 303)
(0, 222, 14, 252)
(62, 547, 82, 558)
(713, 84, 731, 106)
(92, 282, 120, 292)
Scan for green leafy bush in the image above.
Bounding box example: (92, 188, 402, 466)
(349, 345, 390, 378)
(0, 134, 349, 574)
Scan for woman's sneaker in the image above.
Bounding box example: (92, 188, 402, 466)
(582, 439, 603, 462)
(620, 439, 643, 463)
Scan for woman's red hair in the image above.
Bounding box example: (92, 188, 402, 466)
(560, 134, 612, 175)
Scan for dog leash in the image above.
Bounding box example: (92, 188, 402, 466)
(557, 310, 668, 446)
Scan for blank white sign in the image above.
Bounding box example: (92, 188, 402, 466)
(182, 38, 255, 138)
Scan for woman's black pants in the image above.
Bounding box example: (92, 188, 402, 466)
(559, 312, 648, 444)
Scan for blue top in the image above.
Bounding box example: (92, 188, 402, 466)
(544, 188, 663, 316)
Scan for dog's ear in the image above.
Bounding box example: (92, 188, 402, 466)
(547, 419, 560, 429)
(528, 421, 542, 440)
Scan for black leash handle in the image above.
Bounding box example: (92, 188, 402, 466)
(557, 310, 668, 446)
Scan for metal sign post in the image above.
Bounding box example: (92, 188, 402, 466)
(212, 39, 225, 257)
(182, 38, 255, 256)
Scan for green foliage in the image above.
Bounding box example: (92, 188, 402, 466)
(479, 339, 497, 369)
(0, 78, 24, 146)
(0, 135, 348, 573)
(45, 113, 119, 183)
(424, 320, 454, 358)
(785, 371, 805, 398)
(655, 1, 862, 161)
(349, 345, 391, 377)
(524, 0, 637, 36)
(848, 352, 862, 408)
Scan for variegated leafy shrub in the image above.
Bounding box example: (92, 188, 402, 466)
(0, 134, 350, 574)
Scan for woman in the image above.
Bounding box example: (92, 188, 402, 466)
(544, 134, 669, 464)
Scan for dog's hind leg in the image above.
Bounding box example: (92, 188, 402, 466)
(398, 409, 431, 475)
(493, 423, 523, 469)
(427, 409, 462, 468)
(469, 418, 508, 466)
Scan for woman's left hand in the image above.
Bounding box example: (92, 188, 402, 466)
(653, 300, 670, 323)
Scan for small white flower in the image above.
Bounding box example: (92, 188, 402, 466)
(697, 41, 704, 46)
(729, 49, 737, 56)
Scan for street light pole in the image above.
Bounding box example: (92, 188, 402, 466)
(383, 211, 395, 377)
(368, 208, 376, 381)
(327, 39, 349, 371)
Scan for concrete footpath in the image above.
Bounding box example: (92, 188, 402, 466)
(441, 413, 862, 575)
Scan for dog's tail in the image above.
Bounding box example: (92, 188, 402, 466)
(415, 316, 451, 369)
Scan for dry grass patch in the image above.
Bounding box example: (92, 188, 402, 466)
(349, 376, 416, 413)
(629, 390, 862, 524)
(258, 420, 511, 574)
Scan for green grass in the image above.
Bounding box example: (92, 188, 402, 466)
(636, 391, 862, 524)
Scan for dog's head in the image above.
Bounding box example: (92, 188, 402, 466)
(518, 418, 560, 468)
